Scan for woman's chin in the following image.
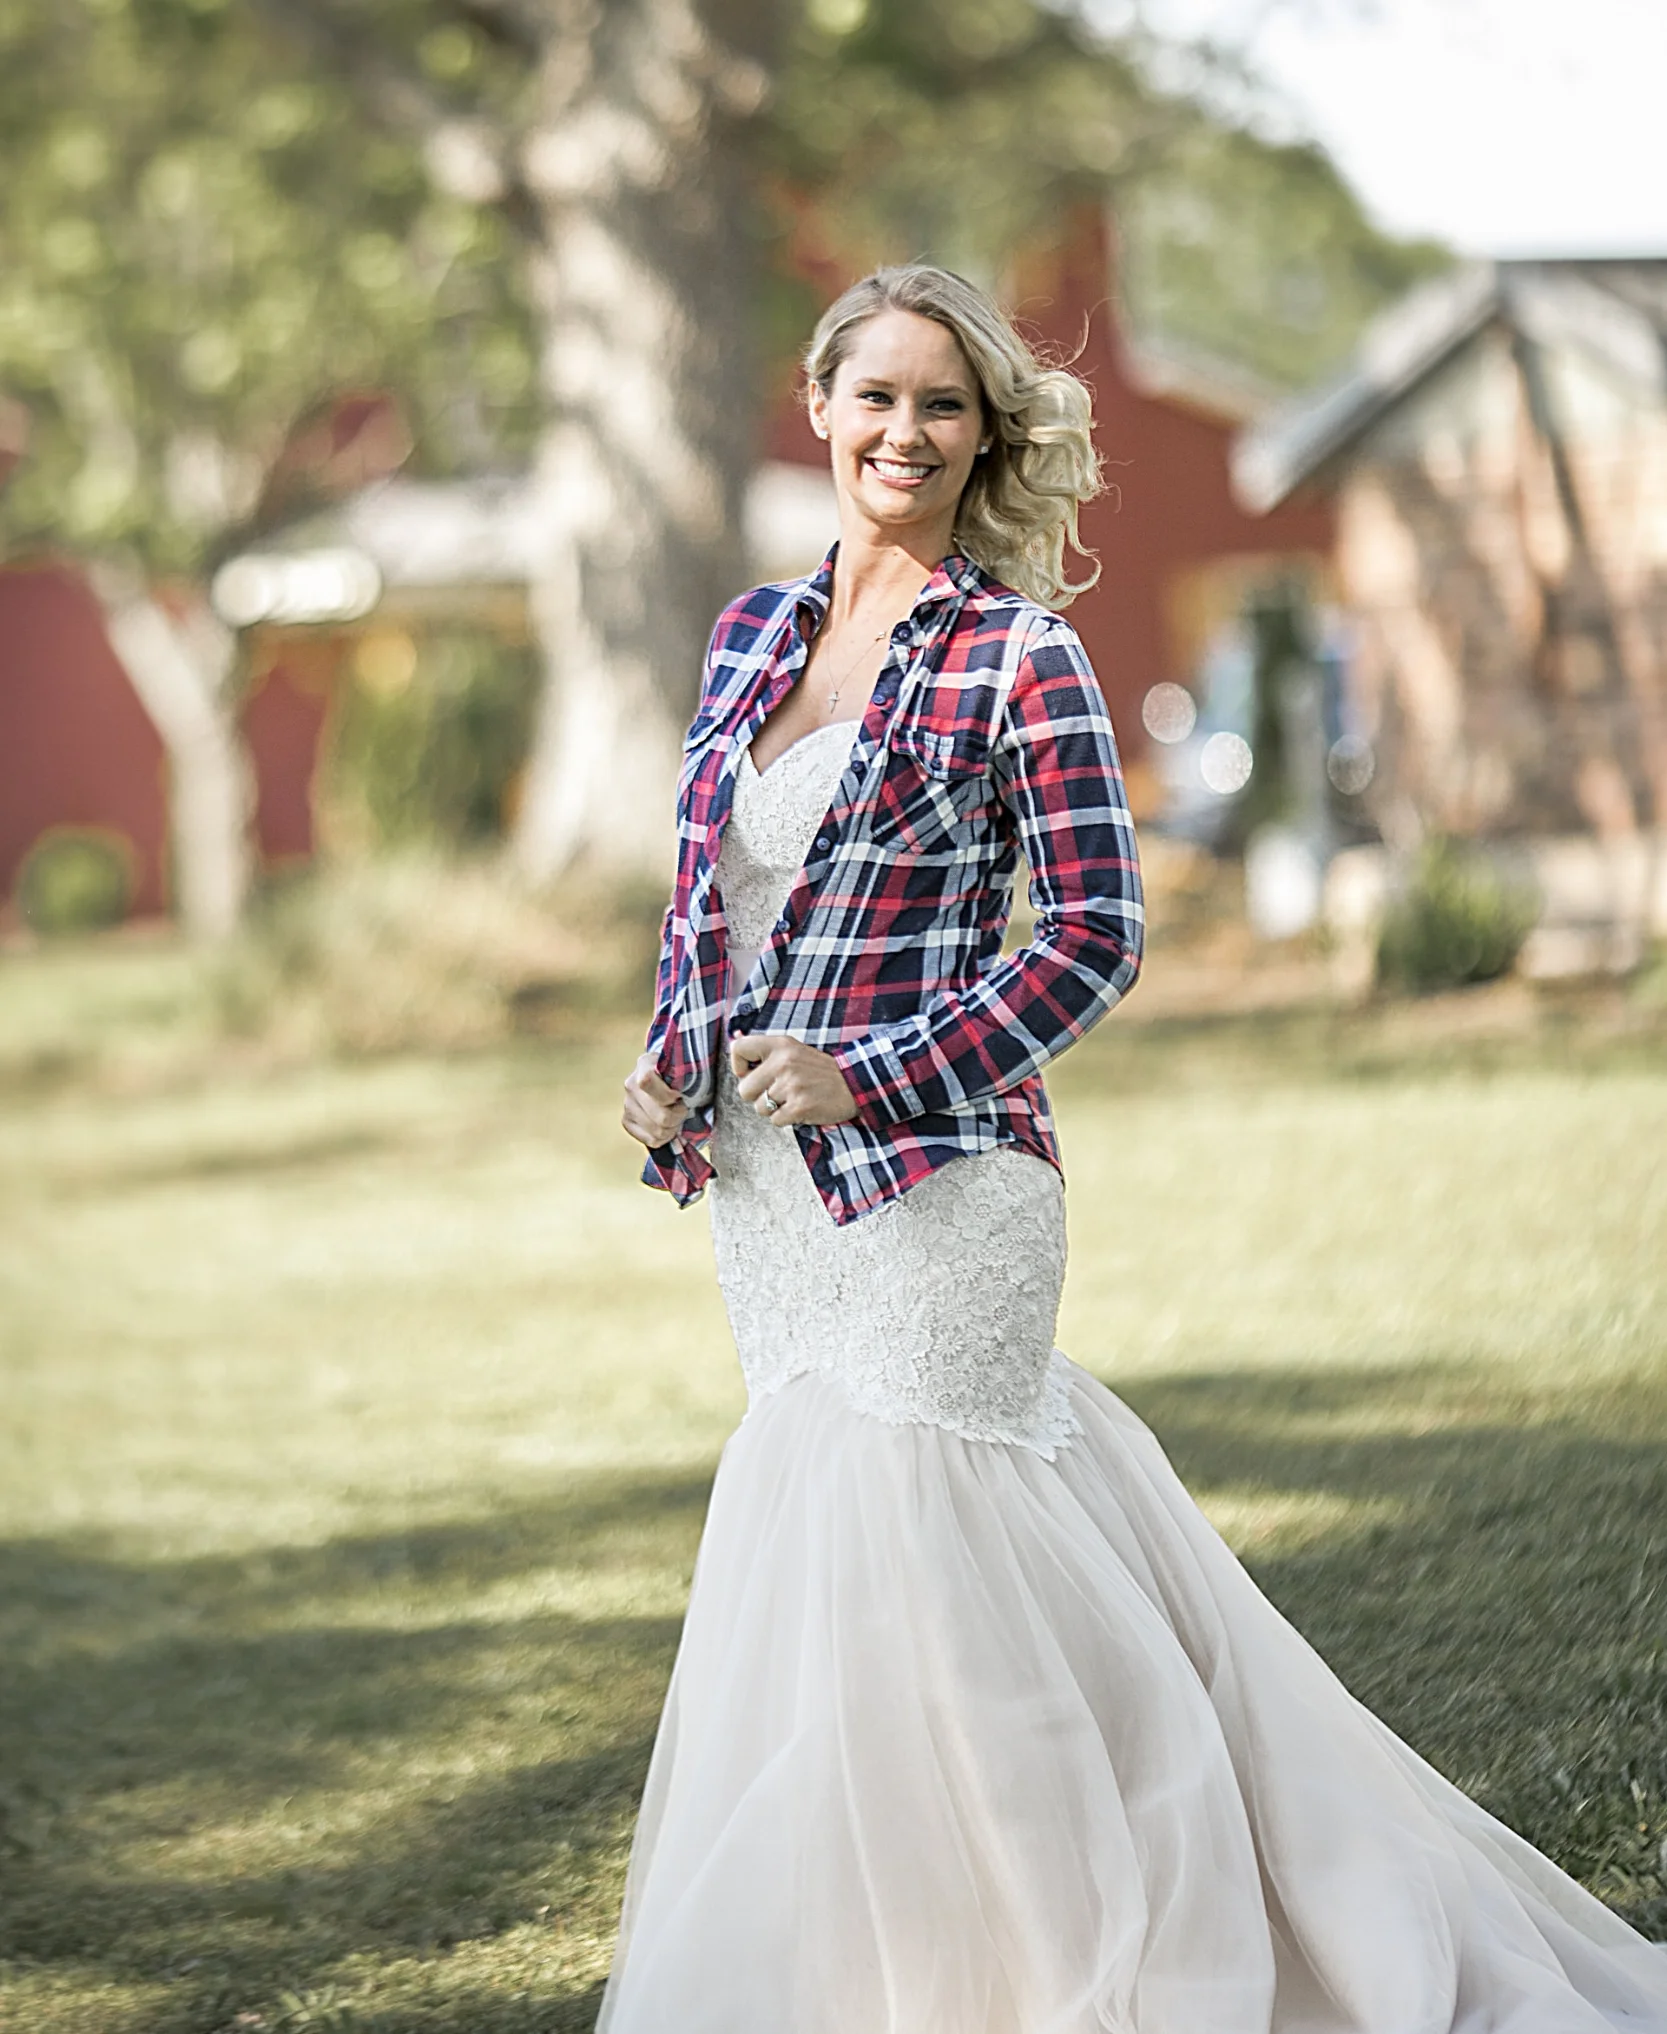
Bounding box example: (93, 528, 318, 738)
(844, 484, 954, 537)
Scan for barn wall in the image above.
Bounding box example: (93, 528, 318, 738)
(1031, 215, 1336, 775)
(0, 563, 170, 916)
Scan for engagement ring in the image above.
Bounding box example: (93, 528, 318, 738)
(761, 1091, 781, 1115)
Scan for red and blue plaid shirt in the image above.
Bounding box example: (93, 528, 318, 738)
(642, 547, 1143, 1224)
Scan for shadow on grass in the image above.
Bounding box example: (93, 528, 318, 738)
(0, 1467, 714, 2031)
(50, 1122, 412, 1196)
(3, 1374, 1665, 2031)
(1053, 991, 1667, 1095)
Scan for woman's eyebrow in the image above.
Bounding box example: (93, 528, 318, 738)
(853, 378, 973, 398)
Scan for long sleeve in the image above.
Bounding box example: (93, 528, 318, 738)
(827, 623, 1143, 1125)
(644, 905, 677, 1057)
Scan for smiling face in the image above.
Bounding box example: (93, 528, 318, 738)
(809, 307, 987, 550)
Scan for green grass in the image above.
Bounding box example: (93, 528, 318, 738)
(2, 960, 1665, 2031)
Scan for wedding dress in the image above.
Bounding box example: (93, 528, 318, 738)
(597, 719, 1667, 2034)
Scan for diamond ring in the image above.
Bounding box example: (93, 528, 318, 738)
(760, 1091, 781, 1115)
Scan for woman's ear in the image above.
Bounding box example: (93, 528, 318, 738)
(807, 376, 831, 443)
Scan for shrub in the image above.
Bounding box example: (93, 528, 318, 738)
(322, 626, 539, 851)
(1376, 836, 1539, 994)
(213, 852, 600, 1053)
(15, 828, 133, 935)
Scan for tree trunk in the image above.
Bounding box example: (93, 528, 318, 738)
(97, 581, 253, 939)
(510, 0, 778, 886)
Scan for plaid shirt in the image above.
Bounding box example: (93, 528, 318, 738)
(641, 547, 1143, 1225)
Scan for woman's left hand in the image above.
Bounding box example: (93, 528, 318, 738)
(730, 1035, 859, 1127)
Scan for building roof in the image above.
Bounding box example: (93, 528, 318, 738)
(1120, 334, 1284, 427)
(212, 464, 841, 626)
(258, 473, 543, 587)
(1233, 257, 1667, 513)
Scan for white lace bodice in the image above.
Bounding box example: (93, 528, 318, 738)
(709, 723, 1077, 1457)
(721, 724, 856, 955)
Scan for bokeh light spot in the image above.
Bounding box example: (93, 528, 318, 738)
(1142, 681, 1198, 745)
(1200, 730, 1254, 795)
(1328, 734, 1376, 795)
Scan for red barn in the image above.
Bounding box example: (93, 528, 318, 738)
(0, 562, 171, 917)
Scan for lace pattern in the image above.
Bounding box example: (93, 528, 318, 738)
(710, 724, 1078, 1458)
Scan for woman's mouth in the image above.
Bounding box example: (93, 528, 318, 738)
(866, 456, 938, 487)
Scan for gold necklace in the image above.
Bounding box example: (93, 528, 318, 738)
(818, 621, 894, 719)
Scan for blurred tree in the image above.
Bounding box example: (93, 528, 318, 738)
(0, 0, 535, 933)
(241, 0, 784, 886)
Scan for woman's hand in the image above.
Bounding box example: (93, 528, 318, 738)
(622, 1052, 689, 1150)
(730, 1035, 858, 1127)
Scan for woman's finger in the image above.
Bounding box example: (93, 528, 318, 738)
(728, 1037, 768, 1080)
(731, 1043, 778, 1099)
(749, 1065, 799, 1123)
(736, 1062, 790, 1109)
(622, 1101, 684, 1148)
(631, 1055, 683, 1107)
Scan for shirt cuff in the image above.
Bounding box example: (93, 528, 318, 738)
(826, 1029, 923, 1128)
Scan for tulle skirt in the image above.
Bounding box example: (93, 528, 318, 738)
(597, 1360, 1667, 2034)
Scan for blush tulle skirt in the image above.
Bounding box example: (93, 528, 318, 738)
(595, 1361, 1667, 2034)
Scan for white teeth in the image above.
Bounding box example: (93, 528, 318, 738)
(871, 459, 933, 479)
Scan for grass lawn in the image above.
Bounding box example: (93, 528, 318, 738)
(2, 949, 1665, 2032)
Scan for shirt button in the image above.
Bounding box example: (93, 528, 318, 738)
(814, 836, 831, 852)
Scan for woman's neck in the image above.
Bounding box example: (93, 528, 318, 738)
(825, 516, 956, 632)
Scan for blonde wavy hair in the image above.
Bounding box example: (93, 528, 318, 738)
(803, 264, 1103, 610)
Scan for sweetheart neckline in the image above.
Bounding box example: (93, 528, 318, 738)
(743, 717, 860, 782)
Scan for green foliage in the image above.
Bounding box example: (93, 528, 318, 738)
(1376, 838, 1541, 996)
(0, 0, 537, 575)
(14, 827, 133, 934)
(1633, 945, 1667, 1007)
(322, 627, 539, 851)
(773, 0, 1180, 277)
(1117, 123, 1451, 390)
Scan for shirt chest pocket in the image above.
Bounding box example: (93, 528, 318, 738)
(867, 714, 995, 854)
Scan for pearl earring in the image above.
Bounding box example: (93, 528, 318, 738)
(979, 440, 992, 454)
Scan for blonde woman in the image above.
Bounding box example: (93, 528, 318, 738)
(612, 266, 1667, 2034)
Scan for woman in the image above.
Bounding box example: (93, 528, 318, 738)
(612, 265, 1667, 2034)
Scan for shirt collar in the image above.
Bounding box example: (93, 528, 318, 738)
(793, 542, 985, 636)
